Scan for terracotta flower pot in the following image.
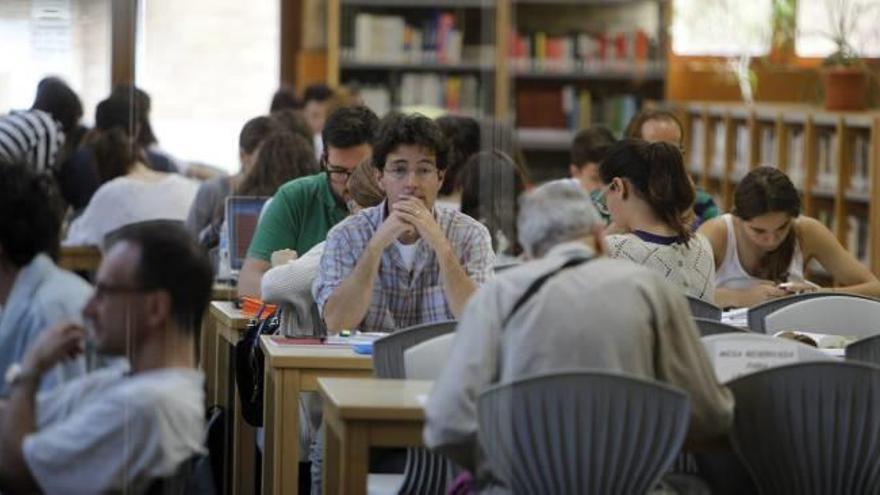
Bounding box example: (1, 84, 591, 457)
(822, 66, 868, 111)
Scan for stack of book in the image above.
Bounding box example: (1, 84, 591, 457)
(515, 86, 637, 134)
(510, 28, 656, 73)
(350, 11, 474, 64)
(848, 133, 870, 197)
(814, 132, 839, 194)
(350, 74, 481, 116)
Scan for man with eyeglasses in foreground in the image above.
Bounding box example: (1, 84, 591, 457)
(0, 222, 211, 493)
(314, 113, 495, 333)
(238, 105, 379, 297)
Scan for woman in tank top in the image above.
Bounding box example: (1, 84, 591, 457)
(698, 166, 880, 308)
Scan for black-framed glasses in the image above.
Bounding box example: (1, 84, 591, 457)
(322, 156, 354, 183)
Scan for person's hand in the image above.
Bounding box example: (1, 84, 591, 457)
(371, 211, 417, 251)
(21, 322, 86, 374)
(270, 249, 298, 267)
(392, 197, 445, 250)
(740, 282, 788, 307)
(778, 281, 819, 295)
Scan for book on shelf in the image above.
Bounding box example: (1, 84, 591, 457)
(848, 132, 870, 196)
(760, 126, 776, 166)
(846, 214, 870, 265)
(515, 86, 636, 135)
(814, 132, 838, 193)
(510, 28, 656, 73)
(350, 11, 482, 65)
(689, 119, 705, 174)
(787, 129, 805, 189)
(351, 73, 481, 116)
(733, 124, 749, 179)
(711, 122, 725, 175)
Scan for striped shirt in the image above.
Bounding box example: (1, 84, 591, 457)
(0, 109, 65, 173)
(313, 201, 495, 333)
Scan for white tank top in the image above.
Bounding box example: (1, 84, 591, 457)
(715, 214, 806, 289)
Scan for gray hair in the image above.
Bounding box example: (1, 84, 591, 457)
(517, 179, 603, 258)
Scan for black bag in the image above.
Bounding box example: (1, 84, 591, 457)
(234, 305, 281, 427)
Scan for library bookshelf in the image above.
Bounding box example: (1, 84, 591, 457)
(675, 102, 880, 274)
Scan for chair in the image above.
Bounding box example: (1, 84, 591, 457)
(846, 334, 880, 366)
(687, 296, 722, 320)
(747, 292, 877, 333)
(694, 317, 749, 337)
(727, 361, 880, 495)
(763, 295, 880, 338)
(701, 333, 834, 383)
(404, 333, 456, 380)
(372, 321, 457, 379)
(478, 371, 689, 495)
(370, 322, 457, 495)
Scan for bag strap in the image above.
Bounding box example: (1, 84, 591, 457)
(502, 256, 592, 328)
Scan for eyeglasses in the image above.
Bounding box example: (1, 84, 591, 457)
(384, 164, 439, 182)
(591, 184, 612, 217)
(323, 157, 355, 183)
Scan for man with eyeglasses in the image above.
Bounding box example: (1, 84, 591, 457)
(238, 105, 379, 297)
(314, 113, 495, 333)
(0, 222, 211, 493)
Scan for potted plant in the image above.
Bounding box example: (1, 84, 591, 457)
(809, 0, 875, 110)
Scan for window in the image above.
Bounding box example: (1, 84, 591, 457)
(136, 0, 279, 173)
(0, 0, 111, 123)
(672, 0, 774, 56)
(795, 0, 880, 58)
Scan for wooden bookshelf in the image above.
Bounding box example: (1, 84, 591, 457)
(675, 102, 880, 274)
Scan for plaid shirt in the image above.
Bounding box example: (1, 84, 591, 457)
(313, 201, 495, 332)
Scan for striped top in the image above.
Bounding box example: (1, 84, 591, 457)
(0, 109, 65, 173)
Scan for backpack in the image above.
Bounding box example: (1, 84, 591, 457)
(234, 305, 281, 427)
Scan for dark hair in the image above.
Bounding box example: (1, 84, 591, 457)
(600, 139, 695, 242)
(372, 113, 448, 172)
(110, 85, 157, 147)
(270, 109, 313, 146)
(303, 84, 333, 104)
(109, 221, 213, 333)
(92, 96, 145, 183)
(0, 161, 65, 267)
(571, 125, 616, 168)
(734, 166, 802, 282)
(459, 150, 527, 256)
(348, 161, 385, 208)
(321, 105, 379, 151)
(238, 116, 276, 154)
(624, 109, 684, 146)
(237, 132, 318, 197)
(436, 115, 481, 195)
(270, 86, 302, 112)
(32, 77, 83, 136)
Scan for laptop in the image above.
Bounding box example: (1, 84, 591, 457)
(223, 196, 268, 280)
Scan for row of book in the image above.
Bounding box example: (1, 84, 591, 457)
(509, 29, 657, 72)
(352, 74, 482, 117)
(515, 86, 638, 135)
(815, 211, 871, 265)
(350, 12, 489, 65)
(691, 122, 871, 198)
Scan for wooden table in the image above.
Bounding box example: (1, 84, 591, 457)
(318, 378, 433, 495)
(202, 301, 254, 495)
(260, 336, 374, 494)
(58, 245, 101, 272)
(212, 282, 238, 301)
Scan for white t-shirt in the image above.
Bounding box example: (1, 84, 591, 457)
(23, 366, 206, 494)
(64, 174, 199, 246)
(394, 240, 420, 272)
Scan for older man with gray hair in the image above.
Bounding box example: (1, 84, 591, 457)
(423, 180, 733, 491)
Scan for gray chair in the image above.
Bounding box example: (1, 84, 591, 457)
(763, 295, 880, 338)
(372, 321, 457, 495)
(747, 292, 877, 333)
(687, 296, 722, 320)
(845, 334, 880, 366)
(694, 317, 749, 337)
(727, 361, 880, 495)
(478, 371, 690, 494)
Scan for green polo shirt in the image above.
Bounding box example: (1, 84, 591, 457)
(246, 172, 349, 261)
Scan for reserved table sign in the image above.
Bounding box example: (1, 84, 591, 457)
(711, 341, 799, 383)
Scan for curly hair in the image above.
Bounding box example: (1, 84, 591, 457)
(372, 113, 448, 172)
(0, 161, 65, 267)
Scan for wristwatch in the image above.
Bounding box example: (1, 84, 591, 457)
(4, 363, 39, 388)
